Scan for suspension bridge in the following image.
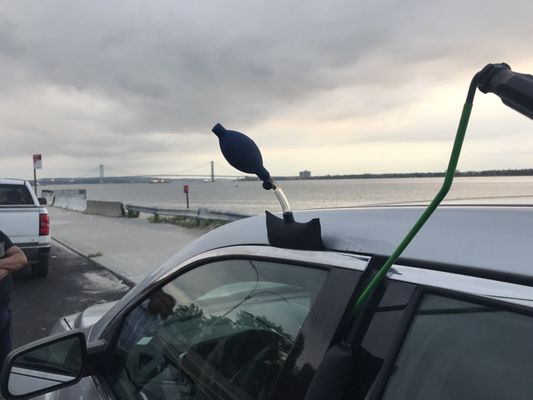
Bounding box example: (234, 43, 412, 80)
(74, 161, 248, 183)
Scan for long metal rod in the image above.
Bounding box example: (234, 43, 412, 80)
(33, 168, 37, 195)
(270, 180, 292, 214)
(354, 75, 479, 309)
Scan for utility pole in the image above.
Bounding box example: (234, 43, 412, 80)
(32, 154, 43, 195)
(183, 185, 190, 208)
(211, 161, 215, 182)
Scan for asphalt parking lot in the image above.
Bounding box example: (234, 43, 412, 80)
(11, 242, 130, 348)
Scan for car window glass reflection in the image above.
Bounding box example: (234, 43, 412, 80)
(381, 294, 533, 400)
(117, 290, 176, 352)
(108, 259, 328, 400)
(8, 335, 83, 397)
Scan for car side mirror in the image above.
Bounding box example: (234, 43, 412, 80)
(0, 331, 87, 400)
(38, 198, 47, 205)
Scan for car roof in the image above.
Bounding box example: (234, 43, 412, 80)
(0, 179, 26, 186)
(91, 204, 533, 341)
(168, 205, 533, 281)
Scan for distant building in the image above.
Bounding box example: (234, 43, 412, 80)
(299, 170, 311, 179)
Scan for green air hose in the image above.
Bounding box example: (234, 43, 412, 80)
(354, 75, 479, 309)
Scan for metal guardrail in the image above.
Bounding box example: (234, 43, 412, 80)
(125, 204, 251, 221)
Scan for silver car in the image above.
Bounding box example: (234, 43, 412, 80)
(2, 205, 533, 400)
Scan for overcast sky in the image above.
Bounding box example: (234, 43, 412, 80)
(1, 0, 533, 179)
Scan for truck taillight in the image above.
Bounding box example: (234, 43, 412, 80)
(39, 213, 50, 236)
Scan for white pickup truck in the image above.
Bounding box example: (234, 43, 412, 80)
(0, 179, 51, 277)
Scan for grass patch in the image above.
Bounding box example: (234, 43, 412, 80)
(148, 214, 229, 230)
(127, 210, 140, 218)
(148, 214, 162, 223)
(88, 251, 103, 258)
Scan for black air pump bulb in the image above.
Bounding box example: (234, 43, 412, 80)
(212, 123, 324, 250)
(212, 123, 294, 222)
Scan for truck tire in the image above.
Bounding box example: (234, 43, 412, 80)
(31, 256, 49, 278)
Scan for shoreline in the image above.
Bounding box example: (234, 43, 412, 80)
(37, 168, 533, 185)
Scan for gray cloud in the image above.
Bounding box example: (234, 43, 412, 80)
(0, 0, 533, 177)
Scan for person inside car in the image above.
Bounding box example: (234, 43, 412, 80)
(117, 290, 176, 351)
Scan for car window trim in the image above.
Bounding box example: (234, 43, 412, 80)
(387, 263, 533, 307)
(395, 256, 533, 287)
(155, 246, 368, 284)
(98, 246, 368, 342)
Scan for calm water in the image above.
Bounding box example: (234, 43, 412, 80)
(43, 176, 533, 215)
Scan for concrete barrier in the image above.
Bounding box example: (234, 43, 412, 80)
(48, 189, 124, 217)
(54, 189, 87, 199)
(85, 200, 124, 218)
(51, 189, 88, 211)
(53, 196, 88, 211)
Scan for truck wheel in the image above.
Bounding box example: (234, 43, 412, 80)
(31, 256, 49, 278)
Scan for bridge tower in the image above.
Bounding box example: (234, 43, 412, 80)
(211, 161, 215, 182)
(99, 164, 104, 184)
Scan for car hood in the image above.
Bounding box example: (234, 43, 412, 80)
(50, 301, 118, 334)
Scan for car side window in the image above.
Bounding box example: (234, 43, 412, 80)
(380, 294, 533, 400)
(107, 258, 328, 400)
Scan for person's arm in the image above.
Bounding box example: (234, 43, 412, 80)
(0, 245, 28, 272)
